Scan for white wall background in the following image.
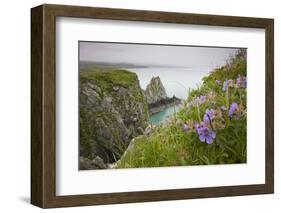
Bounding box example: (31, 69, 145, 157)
(0, 0, 279, 212)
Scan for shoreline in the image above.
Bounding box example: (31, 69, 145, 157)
(148, 97, 182, 115)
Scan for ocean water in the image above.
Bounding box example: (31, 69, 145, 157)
(127, 67, 210, 100)
(149, 105, 182, 125)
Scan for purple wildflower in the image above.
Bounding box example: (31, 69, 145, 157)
(199, 95, 206, 104)
(220, 106, 227, 111)
(236, 75, 247, 88)
(206, 109, 216, 119)
(183, 123, 189, 132)
(197, 125, 216, 144)
(194, 95, 206, 105)
(195, 122, 206, 134)
(228, 102, 238, 117)
(222, 79, 234, 91)
(203, 115, 209, 124)
(203, 109, 216, 124)
(222, 80, 228, 91)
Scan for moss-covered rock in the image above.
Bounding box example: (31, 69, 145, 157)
(79, 69, 149, 169)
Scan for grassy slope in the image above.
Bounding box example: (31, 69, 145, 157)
(117, 50, 247, 168)
(80, 68, 138, 91)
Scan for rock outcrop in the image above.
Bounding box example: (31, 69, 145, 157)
(79, 69, 149, 169)
(144, 76, 168, 105)
(144, 76, 181, 115)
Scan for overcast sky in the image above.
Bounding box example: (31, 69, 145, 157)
(79, 42, 239, 70)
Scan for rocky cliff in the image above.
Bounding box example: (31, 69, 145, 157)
(144, 76, 181, 115)
(144, 76, 168, 105)
(79, 69, 149, 169)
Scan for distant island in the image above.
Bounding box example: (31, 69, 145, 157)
(79, 61, 189, 70)
(79, 61, 149, 70)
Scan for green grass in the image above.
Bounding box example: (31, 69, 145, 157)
(118, 118, 246, 168)
(117, 49, 247, 168)
(80, 68, 138, 92)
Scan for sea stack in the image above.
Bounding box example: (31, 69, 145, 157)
(144, 76, 168, 105)
(144, 76, 181, 115)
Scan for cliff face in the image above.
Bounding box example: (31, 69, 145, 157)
(144, 76, 167, 105)
(79, 69, 149, 169)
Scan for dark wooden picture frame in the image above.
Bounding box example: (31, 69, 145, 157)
(31, 4, 274, 208)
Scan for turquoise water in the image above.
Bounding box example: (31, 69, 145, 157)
(150, 105, 181, 125)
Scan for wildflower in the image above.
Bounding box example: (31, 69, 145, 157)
(194, 95, 206, 105)
(206, 109, 216, 119)
(195, 123, 198, 128)
(222, 79, 234, 91)
(183, 123, 189, 132)
(203, 109, 216, 124)
(203, 115, 209, 124)
(228, 102, 238, 117)
(223, 80, 228, 91)
(199, 95, 206, 104)
(220, 106, 227, 111)
(194, 123, 200, 133)
(236, 75, 247, 88)
(197, 124, 216, 144)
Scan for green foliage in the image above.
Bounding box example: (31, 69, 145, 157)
(80, 68, 138, 92)
(117, 117, 246, 168)
(117, 49, 247, 168)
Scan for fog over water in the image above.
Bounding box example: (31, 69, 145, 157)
(79, 42, 239, 100)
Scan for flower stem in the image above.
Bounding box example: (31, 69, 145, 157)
(196, 103, 201, 122)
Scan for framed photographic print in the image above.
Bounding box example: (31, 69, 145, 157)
(31, 4, 274, 208)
